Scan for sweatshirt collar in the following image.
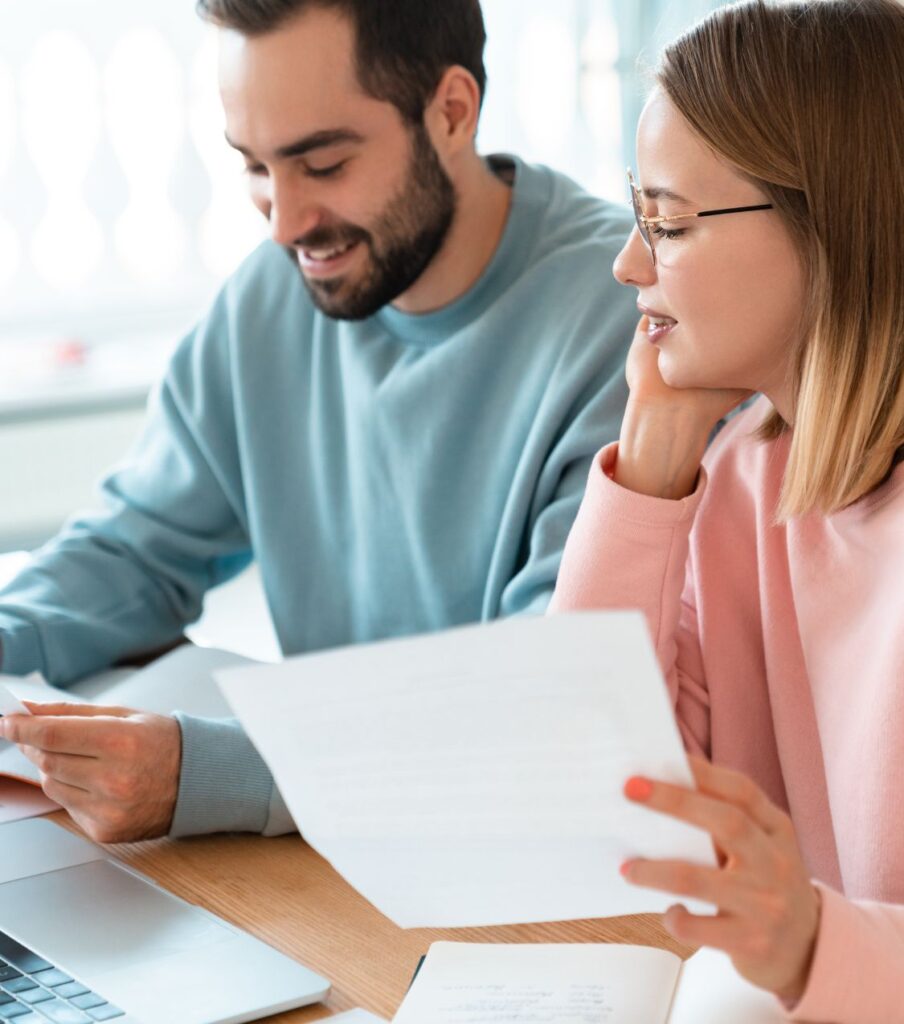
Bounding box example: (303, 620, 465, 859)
(373, 154, 547, 348)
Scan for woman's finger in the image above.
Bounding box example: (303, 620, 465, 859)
(687, 756, 788, 836)
(621, 857, 754, 915)
(624, 776, 769, 862)
(661, 903, 750, 956)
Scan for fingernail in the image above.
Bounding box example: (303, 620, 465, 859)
(625, 777, 654, 802)
(619, 860, 634, 879)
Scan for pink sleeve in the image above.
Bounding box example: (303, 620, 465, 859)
(550, 443, 712, 754)
(785, 883, 904, 1023)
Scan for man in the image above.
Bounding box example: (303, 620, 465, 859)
(0, 0, 635, 843)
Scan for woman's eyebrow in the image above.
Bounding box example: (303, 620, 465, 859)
(642, 185, 693, 206)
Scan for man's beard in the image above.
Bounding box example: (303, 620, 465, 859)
(288, 124, 457, 321)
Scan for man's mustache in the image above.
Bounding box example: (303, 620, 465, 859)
(293, 225, 370, 250)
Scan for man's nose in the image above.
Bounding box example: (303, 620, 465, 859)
(613, 227, 656, 288)
(267, 174, 321, 248)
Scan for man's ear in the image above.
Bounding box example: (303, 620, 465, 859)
(424, 65, 481, 157)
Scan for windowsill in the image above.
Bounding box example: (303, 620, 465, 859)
(0, 331, 177, 424)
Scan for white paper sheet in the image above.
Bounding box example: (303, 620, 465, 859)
(217, 612, 716, 927)
(0, 777, 58, 823)
(0, 682, 32, 717)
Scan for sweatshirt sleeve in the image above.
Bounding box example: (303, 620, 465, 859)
(550, 442, 712, 754)
(170, 713, 296, 837)
(0, 303, 252, 686)
(785, 882, 904, 1023)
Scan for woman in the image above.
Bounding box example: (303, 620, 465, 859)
(551, 0, 904, 1019)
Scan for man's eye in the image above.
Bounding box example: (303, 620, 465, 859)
(305, 161, 348, 179)
(651, 226, 686, 240)
(243, 164, 267, 177)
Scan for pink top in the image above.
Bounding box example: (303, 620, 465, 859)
(551, 398, 904, 1022)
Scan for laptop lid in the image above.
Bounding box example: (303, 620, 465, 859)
(0, 819, 330, 1024)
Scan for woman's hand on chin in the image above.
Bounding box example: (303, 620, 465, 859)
(614, 317, 753, 500)
(626, 315, 753, 427)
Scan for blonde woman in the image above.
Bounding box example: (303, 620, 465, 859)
(551, 0, 904, 1018)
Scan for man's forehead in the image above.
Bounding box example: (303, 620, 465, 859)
(217, 9, 364, 106)
(216, 12, 393, 157)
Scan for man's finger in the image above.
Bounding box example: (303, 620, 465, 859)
(22, 701, 132, 719)
(0, 714, 124, 755)
(19, 745, 95, 790)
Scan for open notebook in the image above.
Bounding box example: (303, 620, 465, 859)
(392, 942, 786, 1024)
(0, 645, 254, 788)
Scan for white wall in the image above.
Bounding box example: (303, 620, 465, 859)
(0, 404, 145, 550)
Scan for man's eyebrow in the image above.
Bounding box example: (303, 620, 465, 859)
(224, 128, 365, 160)
(642, 185, 693, 206)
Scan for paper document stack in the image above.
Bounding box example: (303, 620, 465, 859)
(217, 611, 716, 927)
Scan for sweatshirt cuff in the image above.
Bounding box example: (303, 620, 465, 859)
(590, 442, 708, 527)
(0, 616, 43, 676)
(786, 882, 885, 1022)
(170, 713, 276, 837)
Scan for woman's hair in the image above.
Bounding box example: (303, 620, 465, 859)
(658, 0, 904, 519)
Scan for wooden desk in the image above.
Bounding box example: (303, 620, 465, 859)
(53, 812, 693, 1022)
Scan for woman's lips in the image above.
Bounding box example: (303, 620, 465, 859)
(647, 318, 678, 344)
(638, 305, 678, 344)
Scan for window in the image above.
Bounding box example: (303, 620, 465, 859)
(0, 0, 719, 407)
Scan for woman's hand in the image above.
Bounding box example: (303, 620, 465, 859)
(615, 317, 753, 500)
(626, 316, 752, 423)
(621, 756, 821, 1005)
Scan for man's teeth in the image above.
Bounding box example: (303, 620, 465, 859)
(306, 242, 355, 261)
(648, 316, 677, 327)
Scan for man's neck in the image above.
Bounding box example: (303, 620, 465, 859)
(391, 155, 514, 316)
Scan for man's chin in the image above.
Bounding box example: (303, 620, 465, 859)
(301, 273, 382, 322)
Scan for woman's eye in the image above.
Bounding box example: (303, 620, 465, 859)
(243, 164, 267, 177)
(651, 225, 686, 240)
(305, 161, 348, 180)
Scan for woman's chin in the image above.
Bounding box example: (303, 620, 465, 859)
(657, 351, 731, 393)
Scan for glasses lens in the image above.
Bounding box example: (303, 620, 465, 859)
(629, 182, 653, 262)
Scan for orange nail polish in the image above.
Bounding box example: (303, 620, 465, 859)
(625, 777, 653, 802)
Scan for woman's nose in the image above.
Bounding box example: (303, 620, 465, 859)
(613, 227, 656, 288)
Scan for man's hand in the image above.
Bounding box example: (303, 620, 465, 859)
(620, 755, 821, 1005)
(0, 702, 182, 844)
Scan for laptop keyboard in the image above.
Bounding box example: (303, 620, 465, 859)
(0, 930, 124, 1022)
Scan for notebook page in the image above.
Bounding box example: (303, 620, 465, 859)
(392, 942, 681, 1024)
(668, 948, 784, 1023)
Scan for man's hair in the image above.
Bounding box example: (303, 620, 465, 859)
(195, 0, 488, 124)
(659, 0, 904, 519)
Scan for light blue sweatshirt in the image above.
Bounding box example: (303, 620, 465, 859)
(0, 156, 636, 835)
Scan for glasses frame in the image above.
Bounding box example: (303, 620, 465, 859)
(627, 168, 774, 266)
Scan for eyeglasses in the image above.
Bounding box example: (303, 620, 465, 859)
(627, 168, 774, 266)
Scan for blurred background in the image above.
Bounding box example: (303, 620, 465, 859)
(0, 0, 721, 559)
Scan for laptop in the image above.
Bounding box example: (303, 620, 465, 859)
(0, 818, 331, 1024)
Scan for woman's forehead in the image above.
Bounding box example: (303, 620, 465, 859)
(636, 89, 757, 207)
